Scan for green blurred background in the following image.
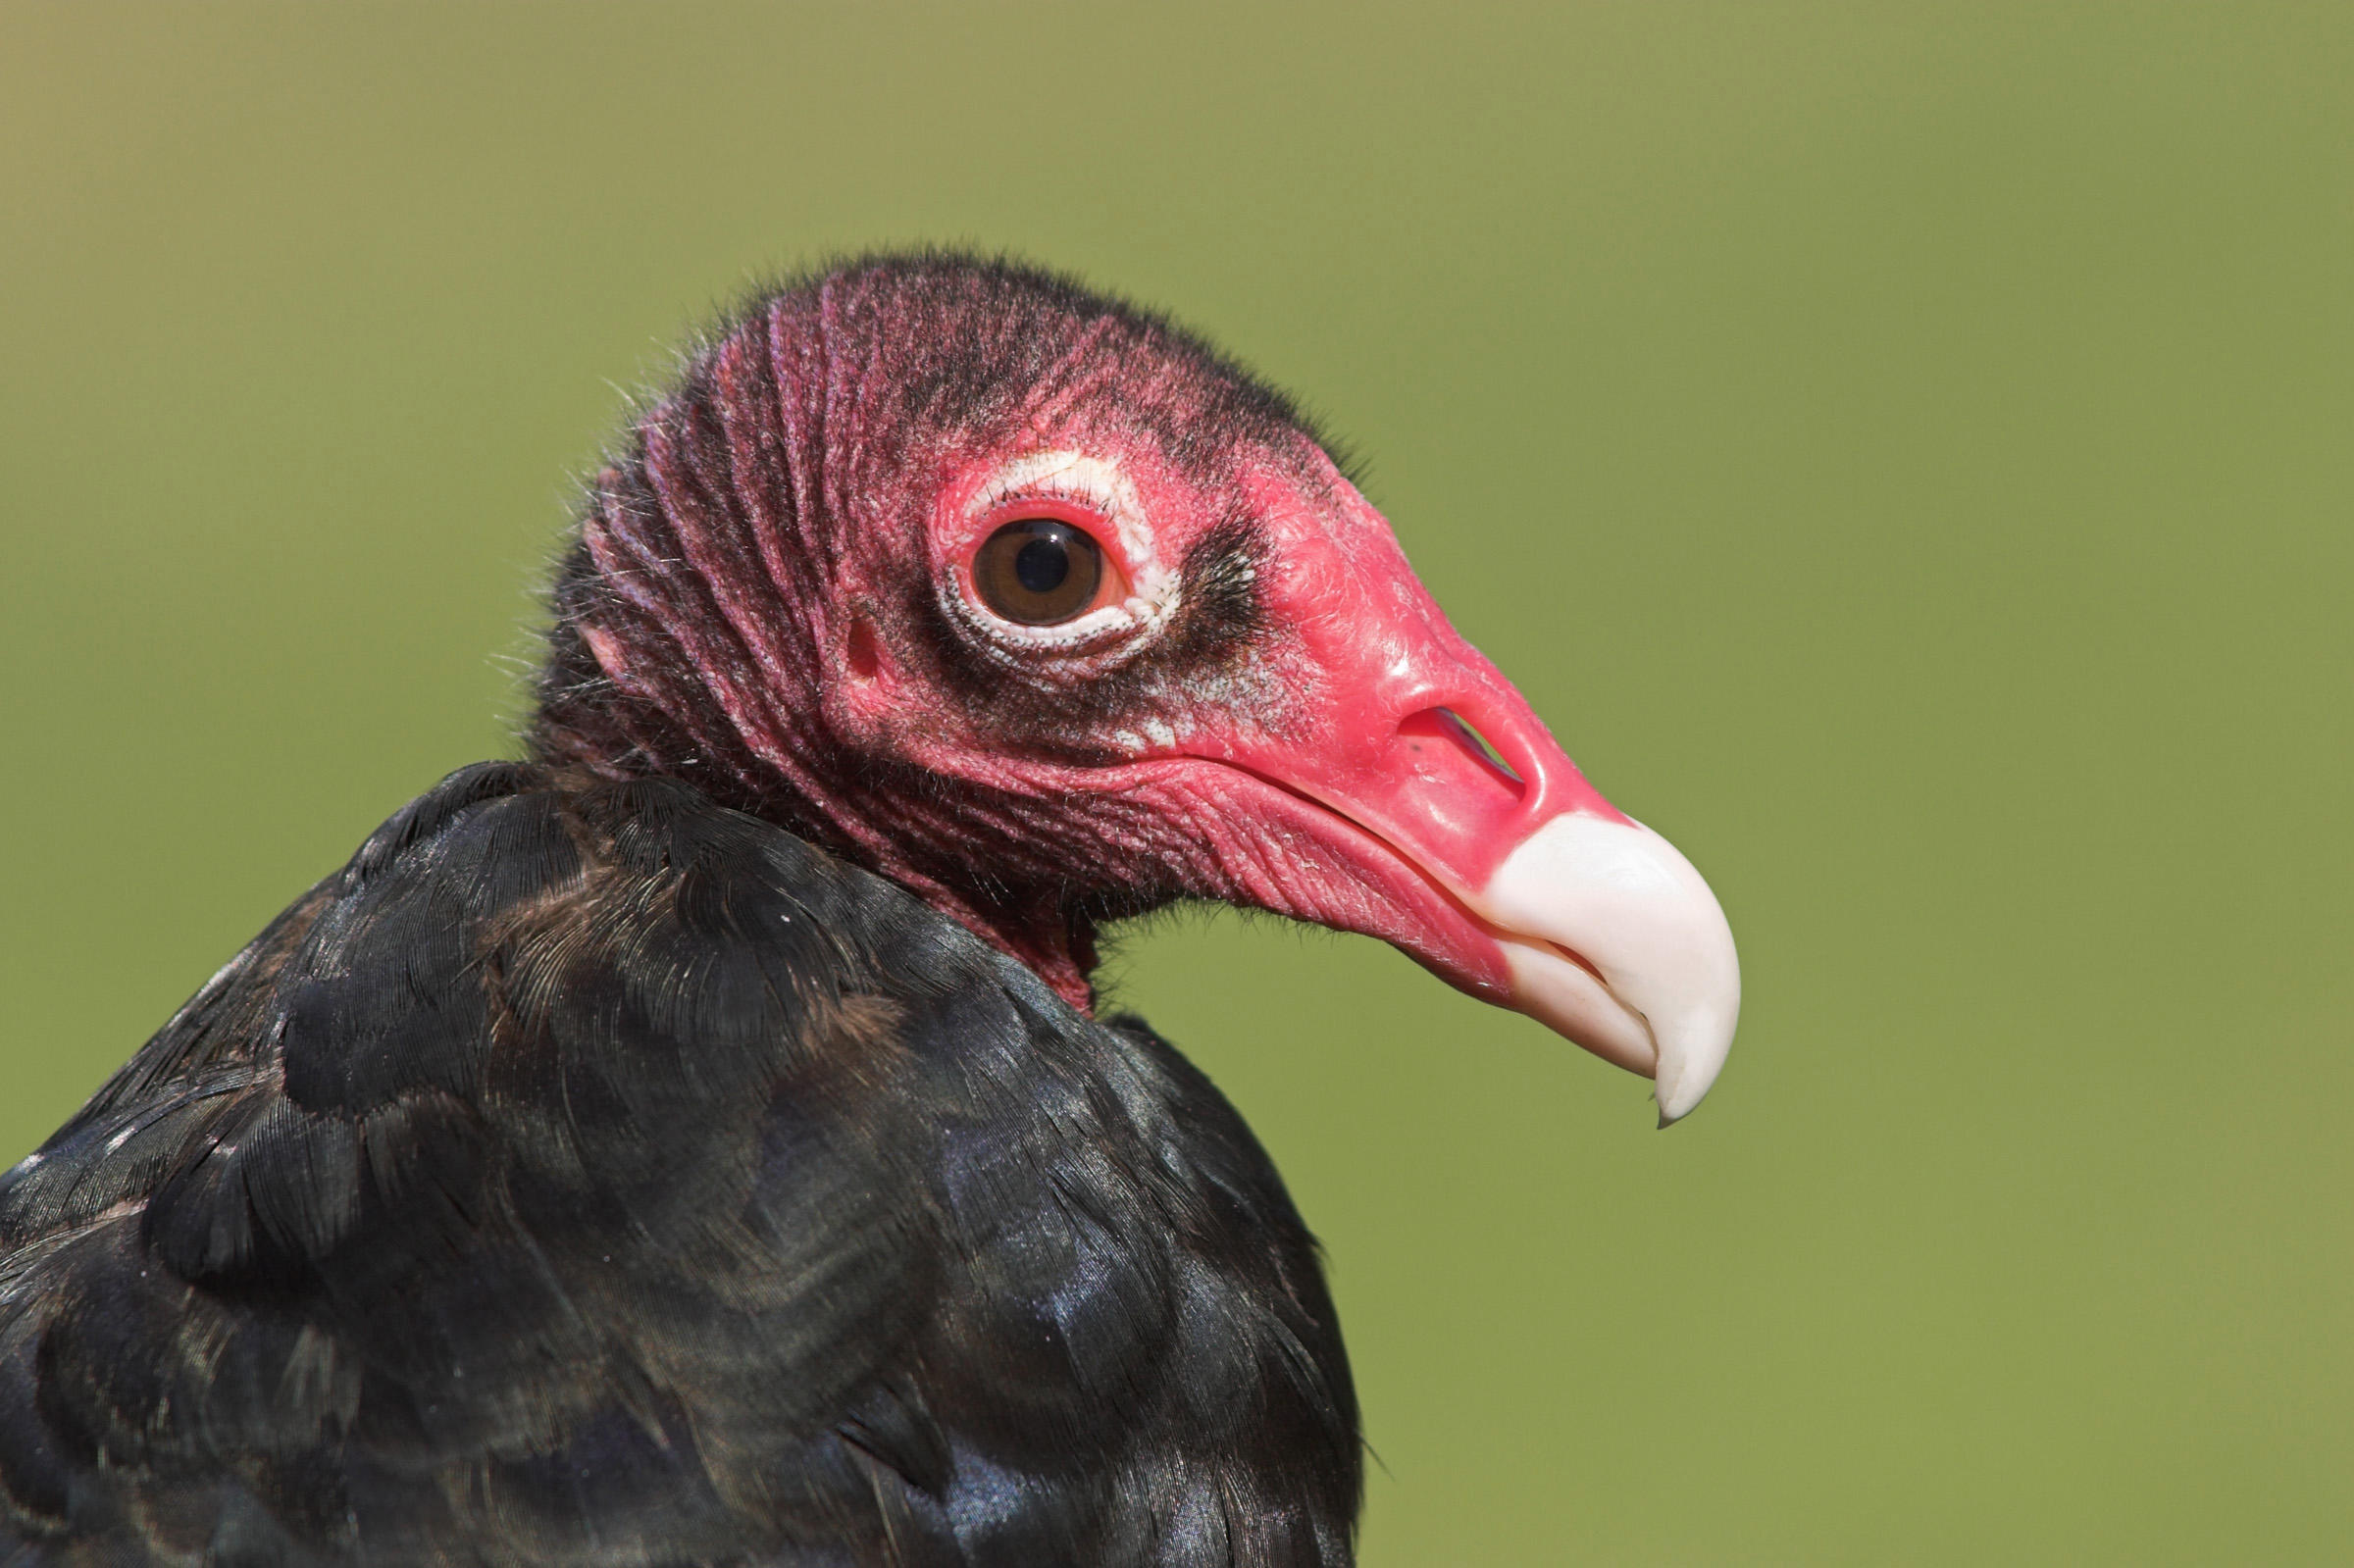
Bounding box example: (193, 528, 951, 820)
(4, 4, 2347, 1561)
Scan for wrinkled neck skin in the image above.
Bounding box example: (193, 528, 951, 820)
(538, 681, 1107, 1011)
(537, 626, 1112, 1014)
(530, 294, 1116, 1013)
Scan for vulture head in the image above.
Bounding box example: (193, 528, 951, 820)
(535, 255, 1739, 1121)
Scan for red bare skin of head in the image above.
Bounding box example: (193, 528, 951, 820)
(532, 256, 1734, 1116)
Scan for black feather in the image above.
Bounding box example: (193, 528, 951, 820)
(0, 765, 1359, 1564)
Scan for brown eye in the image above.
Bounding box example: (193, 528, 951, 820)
(973, 519, 1106, 626)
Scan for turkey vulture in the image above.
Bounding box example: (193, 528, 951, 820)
(0, 255, 1737, 1565)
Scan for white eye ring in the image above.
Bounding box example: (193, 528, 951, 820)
(954, 450, 1181, 649)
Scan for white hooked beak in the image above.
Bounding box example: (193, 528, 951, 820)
(1469, 813, 1742, 1124)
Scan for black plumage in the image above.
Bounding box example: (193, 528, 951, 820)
(0, 766, 1356, 1564)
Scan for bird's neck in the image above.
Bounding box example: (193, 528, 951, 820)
(534, 617, 1102, 1014)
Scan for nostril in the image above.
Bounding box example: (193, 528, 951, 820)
(1440, 708, 1522, 785)
(1399, 707, 1526, 797)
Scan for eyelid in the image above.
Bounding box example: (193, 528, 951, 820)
(971, 496, 1119, 556)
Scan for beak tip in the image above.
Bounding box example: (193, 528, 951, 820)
(1648, 1002, 1739, 1125)
(1652, 1065, 1714, 1127)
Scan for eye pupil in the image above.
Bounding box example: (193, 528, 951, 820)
(974, 519, 1105, 626)
(1013, 536, 1070, 593)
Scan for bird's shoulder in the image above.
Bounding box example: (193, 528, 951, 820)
(0, 762, 942, 1558)
(0, 763, 1358, 1564)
